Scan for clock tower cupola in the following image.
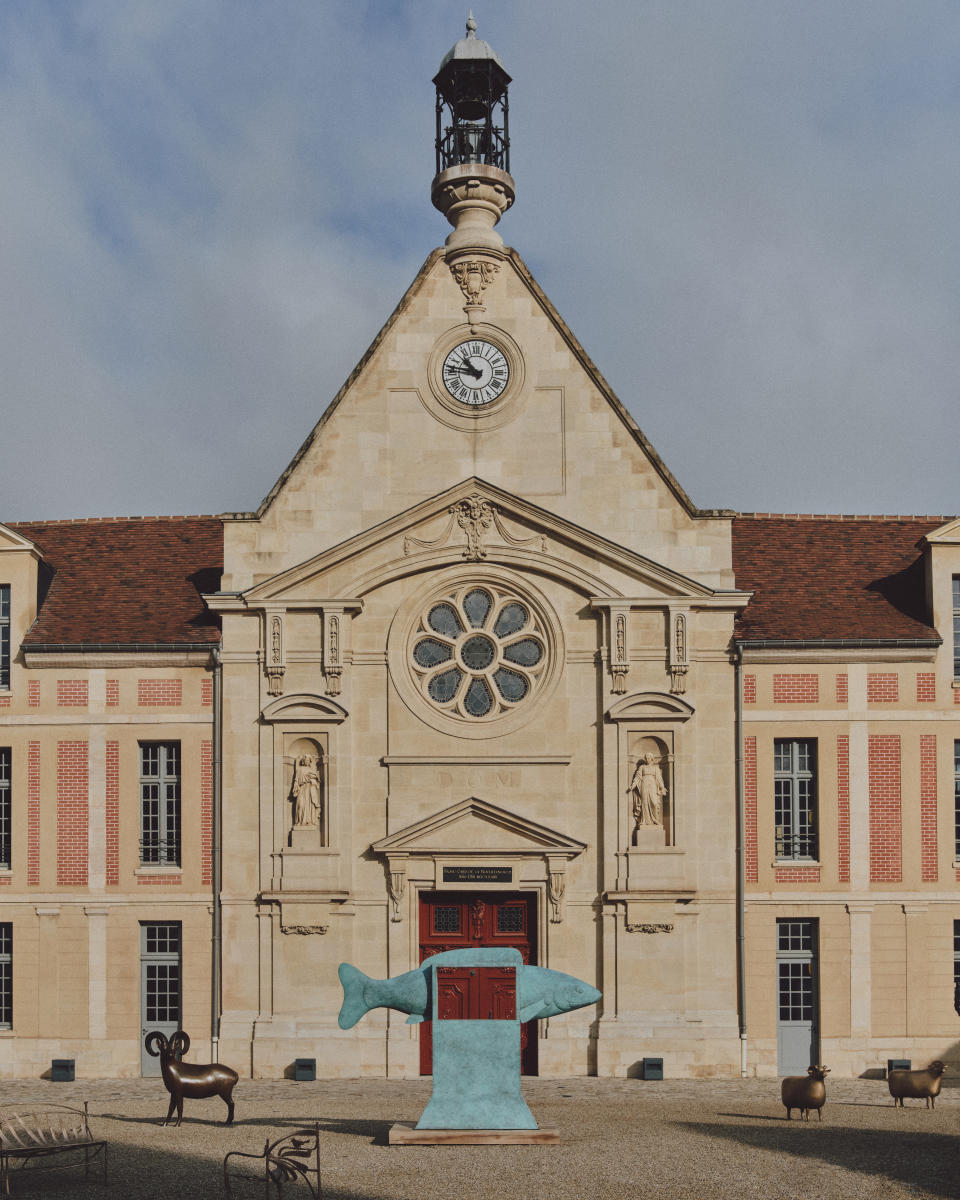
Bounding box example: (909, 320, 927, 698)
(431, 14, 515, 251)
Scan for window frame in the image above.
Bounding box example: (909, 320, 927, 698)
(954, 740, 960, 862)
(139, 742, 181, 868)
(0, 923, 11, 1030)
(774, 737, 819, 861)
(0, 585, 9, 691)
(0, 748, 9, 871)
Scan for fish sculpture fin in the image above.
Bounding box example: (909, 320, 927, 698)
(337, 962, 372, 1029)
(405, 1013, 425, 1025)
(518, 1000, 547, 1022)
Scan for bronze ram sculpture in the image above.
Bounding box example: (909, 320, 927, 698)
(144, 1030, 238, 1126)
(780, 1064, 830, 1120)
(888, 1060, 946, 1109)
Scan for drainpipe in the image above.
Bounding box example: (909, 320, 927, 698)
(211, 647, 223, 1060)
(734, 645, 747, 1077)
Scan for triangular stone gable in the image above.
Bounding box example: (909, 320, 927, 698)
(370, 796, 586, 859)
(0, 524, 40, 556)
(925, 517, 960, 545)
(221, 249, 736, 594)
(241, 476, 722, 605)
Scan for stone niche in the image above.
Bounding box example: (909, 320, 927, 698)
(286, 736, 325, 849)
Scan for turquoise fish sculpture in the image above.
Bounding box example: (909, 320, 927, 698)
(338, 947, 600, 1130)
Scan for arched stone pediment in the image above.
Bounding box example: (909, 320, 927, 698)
(260, 692, 348, 723)
(607, 691, 695, 723)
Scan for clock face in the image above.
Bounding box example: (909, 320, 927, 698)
(442, 339, 510, 406)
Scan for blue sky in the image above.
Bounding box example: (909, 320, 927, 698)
(2, 1, 959, 520)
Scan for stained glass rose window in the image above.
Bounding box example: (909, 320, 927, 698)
(411, 585, 547, 719)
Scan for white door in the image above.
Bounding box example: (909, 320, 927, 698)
(140, 922, 181, 1076)
(776, 919, 818, 1075)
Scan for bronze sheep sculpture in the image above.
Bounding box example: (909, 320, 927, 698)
(780, 1065, 830, 1120)
(888, 1060, 946, 1109)
(144, 1030, 239, 1126)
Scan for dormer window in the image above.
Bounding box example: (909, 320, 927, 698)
(0, 586, 9, 689)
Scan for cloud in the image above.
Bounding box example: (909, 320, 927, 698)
(1, 1, 958, 519)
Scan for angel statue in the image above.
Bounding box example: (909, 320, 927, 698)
(628, 752, 666, 829)
(289, 753, 323, 828)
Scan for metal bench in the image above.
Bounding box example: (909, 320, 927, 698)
(223, 1124, 321, 1198)
(0, 1102, 107, 1194)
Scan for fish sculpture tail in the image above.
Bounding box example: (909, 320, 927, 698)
(337, 962, 371, 1029)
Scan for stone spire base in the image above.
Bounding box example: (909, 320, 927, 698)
(431, 163, 515, 251)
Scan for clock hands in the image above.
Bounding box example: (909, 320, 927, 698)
(458, 358, 483, 381)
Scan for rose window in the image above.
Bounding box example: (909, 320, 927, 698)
(411, 586, 547, 719)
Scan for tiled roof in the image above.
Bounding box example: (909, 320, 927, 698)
(732, 516, 943, 643)
(10, 517, 222, 647)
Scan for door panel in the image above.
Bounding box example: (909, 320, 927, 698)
(419, 892, 537, 1074)
(776, 919, 819, 1076)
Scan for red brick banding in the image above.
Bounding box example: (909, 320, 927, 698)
(137, 875, 182, 885)
(867, 673, 899, 703)
(836, 673, 848, 704)
(837, 735, 850, 883)
(744, 736, 757, 883)
(57, 740, 88, 886)
(27, 742, 40, 886)
(773, 674, 818, 704)
(201, 740, 213, 885)
(138, 679, 182, 707)
(775, 866, 821, 883)
(106, 741, 119, 886)
(920, 734, 937, 882)
(869, 734, 901, 882)
(743, 675, 756, 704)
(57, 680, 88, 707)
(201, 678, 213, 707)
(27, 680, 40, 708)
(106, 679, 119, 707)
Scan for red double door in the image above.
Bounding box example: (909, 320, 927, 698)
(418, 891, 538, 1075)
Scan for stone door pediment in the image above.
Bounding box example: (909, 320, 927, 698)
(371, 796, 586, 859)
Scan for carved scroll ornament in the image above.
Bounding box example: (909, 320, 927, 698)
(625, 922, 674, 934)
(403, 493, 547, 561)
(265, 612, 285, 696)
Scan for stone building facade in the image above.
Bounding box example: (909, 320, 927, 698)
(0, 23, 958, 1081)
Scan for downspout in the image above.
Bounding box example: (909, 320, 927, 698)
(211, 647, 223, 1060)
(734, 644, 747, 1077)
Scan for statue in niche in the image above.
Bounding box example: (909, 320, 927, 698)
(290, 753, 323, 829)
(628, 752, 666, 830)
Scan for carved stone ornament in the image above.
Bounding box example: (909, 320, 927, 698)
(625, 922, 674, 934)
(449, 258, 501, 317)
(669, 610, 689, 695)
(325, 612, 342, 696)
(265, 612, 285, 696)
(403, 493, 547, 561)
(280, 924, 330, 936)
(387, 870, 405, 923)
(547, 871, 566, 925)
(611, 611, 629, 694)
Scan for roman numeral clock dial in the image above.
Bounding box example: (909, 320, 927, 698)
(442, 339, 510, 406)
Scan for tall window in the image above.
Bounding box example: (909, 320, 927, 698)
(955, 741, 960, 861)
(0, 586, 9, 690)
(0, 749, 9, 870)
(954, 921, 960, 1017)
(774, 738, 818, 859)
(0, 924, 11, 1029)
(954, 575, 960, 678)
(140, 743, 181, 866)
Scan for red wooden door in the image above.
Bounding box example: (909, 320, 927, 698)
(419, 891, 538, 1075)
(436, 967, 517, 1021)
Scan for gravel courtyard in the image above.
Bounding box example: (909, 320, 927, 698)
(1, 1075, 958, 1199)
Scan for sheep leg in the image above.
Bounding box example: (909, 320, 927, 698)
(223, 1089, 235, 1125)
(164, 1095, 177, 1126)
(175, 1096, 184, 1128)
(816, 1107, 822, 1121)
(785, 1108, 792, 1121)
